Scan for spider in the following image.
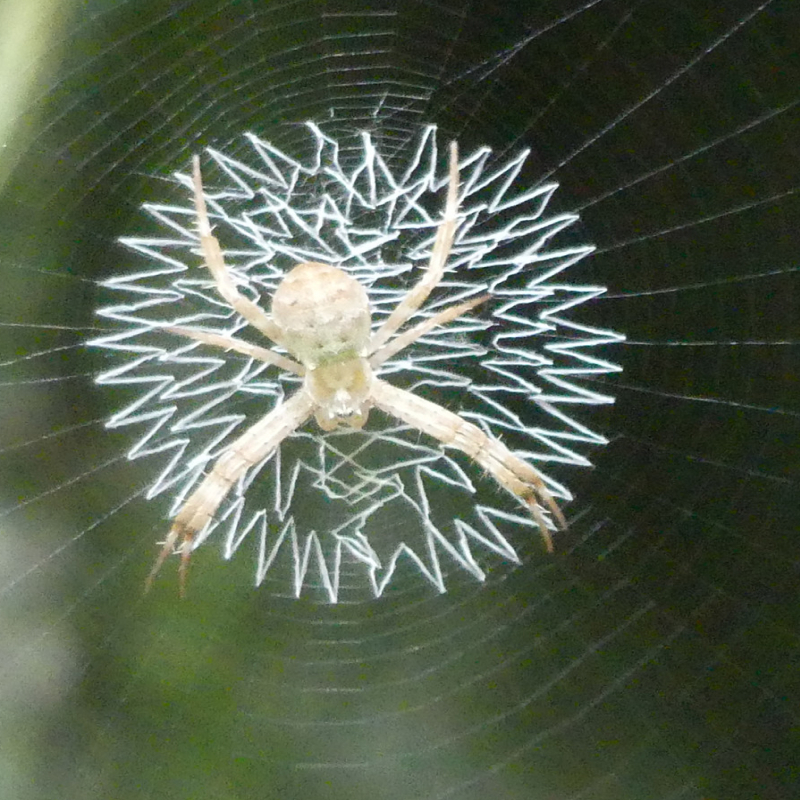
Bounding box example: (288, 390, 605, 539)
(146, 142, 567, 595)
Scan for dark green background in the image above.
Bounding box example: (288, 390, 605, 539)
(0, 1, 797, 798)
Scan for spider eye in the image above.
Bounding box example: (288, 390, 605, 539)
(307, 359, 372, 430)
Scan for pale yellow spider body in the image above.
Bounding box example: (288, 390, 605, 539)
(272, 262, 373, 431)
(146, 143, 567, 596)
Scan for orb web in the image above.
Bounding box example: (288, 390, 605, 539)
(91, 124, 621, 599)
(0, 2, 796, 798)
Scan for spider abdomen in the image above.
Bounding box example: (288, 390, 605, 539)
(271, 262, 371, 368)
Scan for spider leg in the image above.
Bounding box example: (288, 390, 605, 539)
(165, 325, 304, 374)
(369, 141, 461, 355)
(191, 156, 286, 347)
(371, 379, 567, 550)
(145, 388, 315, 596)
(369, 293, 490, 368)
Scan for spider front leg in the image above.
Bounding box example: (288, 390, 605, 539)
(146, 389, 315, 596)
(371, 379, 567, 550)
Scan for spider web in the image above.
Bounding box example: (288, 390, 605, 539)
(91, 124, 618, 599)
(0, 2, 797, 799)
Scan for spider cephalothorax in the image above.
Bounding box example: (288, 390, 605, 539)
(146, 143, 567, 595)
